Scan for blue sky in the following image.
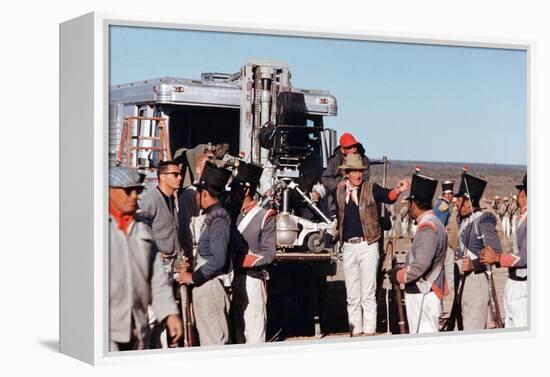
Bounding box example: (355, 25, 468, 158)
(110, 26, 527, 165)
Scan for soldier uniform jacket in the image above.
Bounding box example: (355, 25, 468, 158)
(140, 188, 180, 255)
(397, 211, 448, 298)
(191, 202, 231, 286)
(235, 203, 277, 279)
(109, 213, 178, 344)
(500, 208, 527, 277)
(457, 210, 502, 273)
(433, 197, 452, 226)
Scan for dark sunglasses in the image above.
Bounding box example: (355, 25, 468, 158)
(343, 145, 357, 150)
(123, 186, 144, 195)
(162, 172, 182, 177)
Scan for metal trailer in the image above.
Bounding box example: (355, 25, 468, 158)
(110, 59, 340, 338)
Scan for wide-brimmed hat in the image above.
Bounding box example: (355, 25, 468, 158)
(194, 161, 232, 195)
(454, 172, 487, 203)
(339, 132, 359, 148)
(516, 174, 527, 191)
(406, 172, 438, 205)
(109, 166, 145, 188)
(338, 154, 368, 170)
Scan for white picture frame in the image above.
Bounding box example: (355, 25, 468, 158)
(59, 11, 533, 366)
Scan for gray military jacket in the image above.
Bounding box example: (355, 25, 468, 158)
(235, 203, 277, 279)
(501, 209, 527, 278)
(140, 187, 180, 255)
(403, 210, 448, 298)
(109, 214, 178, 344)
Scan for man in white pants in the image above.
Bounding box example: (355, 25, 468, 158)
(389, 171, 448, 334)
(228, 161, 276, 344)
(481, 174, 528, 327)
(335, 154, 410, 336)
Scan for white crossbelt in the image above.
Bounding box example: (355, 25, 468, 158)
(238, 205, 263, 233)
(458, 211, 484, 260)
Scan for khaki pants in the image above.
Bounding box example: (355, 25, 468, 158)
(192, 278, 230, 346)
(461, 271, 489, 330)
(232, 274, 267, 344)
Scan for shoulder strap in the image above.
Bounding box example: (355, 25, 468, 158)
(237, 205, 263, 233)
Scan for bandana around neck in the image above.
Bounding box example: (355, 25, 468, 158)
(345, 180, 359, 205)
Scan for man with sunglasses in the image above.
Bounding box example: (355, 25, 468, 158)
(141, 160, 183, 260)
(140, 160, 183, 347)
(109, 165, 182, 351)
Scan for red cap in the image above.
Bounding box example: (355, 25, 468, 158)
(339, 132, 359, 148)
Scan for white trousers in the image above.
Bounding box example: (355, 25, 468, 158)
(504, 278, 528, 328)
(405, 292, 442, 334)
(232, 274, 267, 344)
(342, 240, 379, 334)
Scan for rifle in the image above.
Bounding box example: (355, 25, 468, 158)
(441, 263, 464, 331)
(462, 169, 504, 329)
(175, 253, 197, 347)
(387, 240, 408, 334)
(180, 283, 196, 347)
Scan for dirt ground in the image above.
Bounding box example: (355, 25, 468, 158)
(268, 234, 512, 341)
(265, 161, 523, 341)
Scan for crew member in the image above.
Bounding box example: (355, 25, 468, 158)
(178, 153, 209, 258)
(322, 132, 371, 194)
(335, 154, 410, 336)
(140, 160, 182, 260)
(481, 174, 527, 327)
(390, 171, 448, 334)
(175, 162, 233, 345)
(109, 166, 182, 351)
(454, 171, 502, 330)
(229, 161, 277, 343)
(139, 160, 182, 347)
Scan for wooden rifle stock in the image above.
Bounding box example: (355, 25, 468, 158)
(180, 283, 196, 347)
(387, 240, 408, 334)
(442, 267, 465, 331)
(392, 264, 408, 334)
(487, 268, 504, 328)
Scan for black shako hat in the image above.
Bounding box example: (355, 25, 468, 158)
(441, 180, 455, 195)
(406, 172, 438, 205)
(231, 161, 263, 191)
(194, 161, 231, 195)
(516, 174, 527, 191)
(454, 172, 487, 203)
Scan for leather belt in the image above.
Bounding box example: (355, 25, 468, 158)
(509, 267, 527, 281)
(346, 237, 365, 244)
